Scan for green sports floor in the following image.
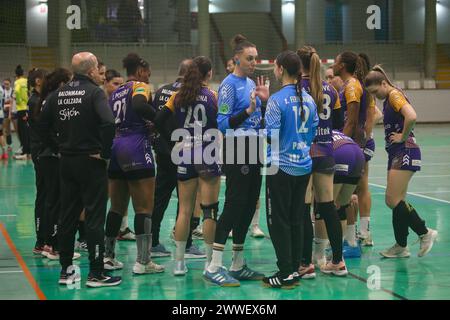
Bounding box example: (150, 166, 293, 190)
(1, 124, 449, 300)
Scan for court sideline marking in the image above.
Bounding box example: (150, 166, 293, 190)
(0, 223, 47, 300)
(369, 183, 450, 205)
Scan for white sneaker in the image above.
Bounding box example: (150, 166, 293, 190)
(13, 154, 28, 160)
(418, 228, 438, 257)
(380, 243, 410, 258)
(228, 230, 233, 238)
(173, 260, 188, 276)
(192, 225, 204, 240)
(104, 257, 124, 270)
(250, 225, 265, 238)
(358, 231, 374, 246)
(133, 261, 165, 274)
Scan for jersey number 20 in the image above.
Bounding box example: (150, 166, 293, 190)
(184, 104, 207, 128)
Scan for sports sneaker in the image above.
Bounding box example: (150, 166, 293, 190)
(379, 243, 410, 258)
(75, 240, 88, 252)
(86, 272, 122, 288)
(33, 244, 45, 255)
(320, 261, 348, 277)
(229, 264, 264, 281)
(185, 244, 206, 259)
(1, 153, 8, 160)
(228, 230, 233, 238)
(358, 231, 374, 246)
(203, 267, 240, 287)
(13, 154, 28, 160)
(14, 147, 23, 155)
(343, 243, 362, 259)
(58, 269, 81, 285)
(418, 228, 438, 257)
(250, 225, 265, 238)
(117, 227, 136, 241)
(262, 272, 296, 289)
(192, 225, 204, 240)
(292, 272, 301, 286)
(151, 243, 171, 258)
(133, 261, 165, 274)
(298, 264, 316, 279)
(45, 248, 81, 261)
(104, 257, 124, 270)
(173, 260, 188, 276)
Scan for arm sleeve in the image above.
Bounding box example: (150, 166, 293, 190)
(93, 88, 115, 159)
(388, 89, 409, 112)
(36, 94, 58, 153)
(332, 106, 344, 130)
(264, 97, 281, 143)
(217, 83, 250, 132)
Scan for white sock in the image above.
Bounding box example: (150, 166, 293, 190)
(207, 247, 224, 273)
(313, 238, 328, 260)
(345, 224, 357, 247)
(230, 244, 245, 271)
(360, 217, 370, 236)
(251, 207, 260, 227)
(120, 216, 128, 232)
(175, 241, 187, 261)
(205, 243, 213, 265)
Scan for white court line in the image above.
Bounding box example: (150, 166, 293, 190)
(0, 215, 17, 217)
(0, 270, 24, 274)
(370, 175, 450, 179)
(369, 183, 450, 205)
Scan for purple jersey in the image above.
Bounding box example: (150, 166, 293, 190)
(383, 88, 418, 153)
(332, 130, 357, 150)
(339, 77, 373, 134)
(109, 81, 152, 135)
(166, 86, 218, 150)
(301, 78, 341, 158)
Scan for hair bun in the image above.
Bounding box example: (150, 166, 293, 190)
(230, 34, 247, 49)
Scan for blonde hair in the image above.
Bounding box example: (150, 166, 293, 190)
(297, 46, 324, 113)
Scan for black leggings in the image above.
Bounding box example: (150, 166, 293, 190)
(214, 162, 262, 245)
(40, 156, 60, 247)
(266, 170, 310, 277)
(17, 111, 30, 154)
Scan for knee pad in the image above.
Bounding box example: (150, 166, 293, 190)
(338, 204, 350, 221)
(201, 202, 219, 222)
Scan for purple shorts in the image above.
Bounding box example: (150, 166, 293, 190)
(108, 133, 155, 180)
(311, 143, 335, 174)
(362, 138, 375, 162)
(388, 147, 421, 172)
(176, 146, 222, 181)
(334, 143, 365, 184)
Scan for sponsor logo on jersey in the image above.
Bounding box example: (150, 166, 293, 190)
(219, 104, 230, 114)
(402, 155, 410, 166)
(412, 159, 421, 167)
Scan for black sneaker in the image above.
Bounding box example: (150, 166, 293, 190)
(262, 272, 295, 289)
(58, 269, 81, 285)
(86, 272, 122, 288)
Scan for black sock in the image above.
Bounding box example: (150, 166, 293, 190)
(105, 211, 123, 238)
(78, 221, 86, 241)
(302, 204, 313, 266)
(393, 201, 410, 247)
(191, 217, 200, 232)
(134, 214, 152, 235)
(318, 201, 343, 264)
(6, 135, 11, 146)
(406, 202, 428, 236)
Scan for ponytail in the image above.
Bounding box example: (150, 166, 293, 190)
(296, 73, 305, 121)
(297, 46, 323, 113)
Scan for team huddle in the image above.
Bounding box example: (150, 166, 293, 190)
(7, 33, 438, 289)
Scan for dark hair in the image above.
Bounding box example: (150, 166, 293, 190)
(230, 34, 256, 55)
(178, 59, 193, 77)
(105, 69, 122, 82)
(36, 68, 72, 118)
(15, 65, 24, 77)
(297, 46, 324, 113)
(28, 68, 47, 90)
(339, 51, 358, 75)
(174, 56, 212, 109)
(98, 60, 105, 69)
(356, 53, 371, 83)
(364, 65, 395, 88)
(3, 78, 11, 84)
(276, 51, 304, 120)
(122, 53, 150, 76)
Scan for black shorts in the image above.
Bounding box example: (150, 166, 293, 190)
(108, 168, 155, 181)
(333, 175, 361, 185)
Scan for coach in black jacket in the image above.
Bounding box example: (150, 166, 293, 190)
(39, 52, 120, 287)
